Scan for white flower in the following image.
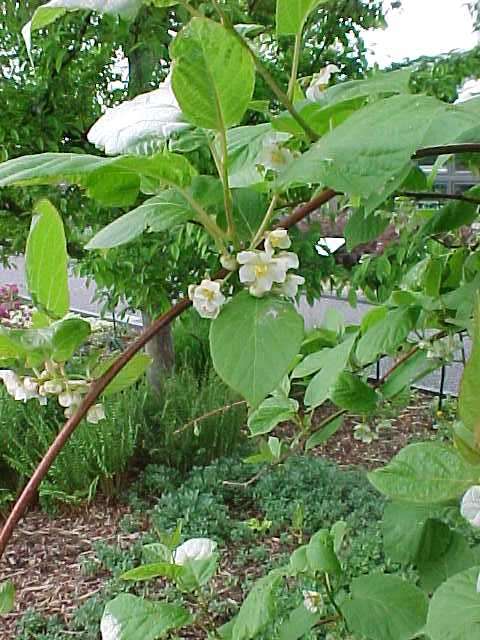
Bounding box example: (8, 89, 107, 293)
(276, 274, 305, 299)
(87, 404, 106, 424)
(257, 142, 295, 172)
(306, 64, 340, 101)
(41, 380, 64, 395)
(88, 74, 188, 156)
(23, 377, 38, 394)
(173, 538, 217, 566)
(188, 280, 226, 319)
(303, 590, 323, 614)
(238, 250, 290, 297)
(461, 486, 480, 528)
(58, 391, 83, 408)
(220, 254, 238, 271)
(265, 229, 291, 257)
(0, 370, 21, 396)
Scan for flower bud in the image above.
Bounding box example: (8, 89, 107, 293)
(173, 538, 217, 565)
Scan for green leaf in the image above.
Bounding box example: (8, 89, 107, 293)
(101, 594, 191, 640)
(121, 562, 182, 582)
(293, 333, 357, 380)
(368, 443, 478, 503)
(86, 190, 193, 250)
(330, 372, 378, 414)
(276, 0, 327, 35)
(231, 570, 283, 640)
(419, 200, 478, 238)
(93, 353, 152, 396)
(316, 69, 412, 108)
(356, 307, 420, 366)
(382, 502, 450, 565)
(248, 396, 299, 436)
(0, 580, 15, 615)
(226, 124, 290, 188)
(171, 18, 255, 131)
(25, 199, 69, 318)
(278, 604, 318, 640)
(418, 532, 478, 592)
(426, 567, 480, 640)
(459, 298, 480, 455)
(175, 554, 219, 592)
(344, 209, 389, 251)
(0, 318, 90, 367)
(210, 292, 304, 407)
(273, 97, 366, 138)
(230, 189, 267, 242)
(0, 152, 195, 206)
(277, 95, 480, 206)
(306, 529, 341, 575)
(305, 415, 344, 451)
(341, 574, 428, 640)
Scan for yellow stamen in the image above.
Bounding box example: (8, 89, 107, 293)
(255, 264, 269, 277)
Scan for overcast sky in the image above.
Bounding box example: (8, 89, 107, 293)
(363, 0, 478, 66)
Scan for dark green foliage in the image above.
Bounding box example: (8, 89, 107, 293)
(140, 365, 247, 472)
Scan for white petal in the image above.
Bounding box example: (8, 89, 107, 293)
(101, 612, 122, 640)
(239, 264, 257, 284)
(276, 252, 299, 271)
(461, 486, 480, 527)
(237, 251, 258, 265)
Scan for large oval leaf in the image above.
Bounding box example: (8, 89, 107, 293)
(368, 443, 478, 504)
(210, 292, 304, 407)
(101, 594, 191, 640)
(26, 199, 69, 318)
(426, 567, 480, 640)
(171, 18, 255, 131)
(341, 574, 428, 640)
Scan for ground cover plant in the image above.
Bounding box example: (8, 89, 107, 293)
(1, 0, 480, 639)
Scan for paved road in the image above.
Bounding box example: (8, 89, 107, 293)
(1, 257, 467, 396)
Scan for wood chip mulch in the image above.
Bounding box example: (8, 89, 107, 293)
(0, 502, 134, 638)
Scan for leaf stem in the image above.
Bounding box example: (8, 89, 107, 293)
(287, 31, 303, 101)
(172, 184, 228, 253)
(251, 195, 280, 248)
(218, 127, 237, 246)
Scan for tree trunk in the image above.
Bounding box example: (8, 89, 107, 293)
(142, 312, 175, 392)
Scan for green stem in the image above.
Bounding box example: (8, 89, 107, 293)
(324, 573, 343, 622)
(172, 184, 228, 253)
(251, 195, 279, 248)
(218, 127, 237, 246)
(212, 2, 319, 142)
(287, 31, 303, 101)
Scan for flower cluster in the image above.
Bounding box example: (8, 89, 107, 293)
(0, 361, 105, 424)
(188, 230, 304, 319)
(303, 590, 323, 614)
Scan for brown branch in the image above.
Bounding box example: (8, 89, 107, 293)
(375, 330, 448, 387)
(173, 400, 247, 436)
(0, 188, 338, 558)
